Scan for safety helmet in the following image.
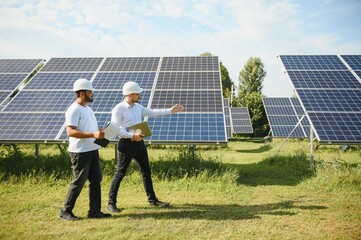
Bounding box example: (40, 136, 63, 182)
(73, 78, 94, 92)
(122, 81, 143, 95)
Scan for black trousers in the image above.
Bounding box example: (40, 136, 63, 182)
(108, 139, 157, 205)
(62, 150, 102, 214)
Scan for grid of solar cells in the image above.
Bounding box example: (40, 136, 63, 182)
(223, 104, 232, 138)
(287, 71, 360, 89)
(230, 107, 253, 134)
(89, 91, 150, 112)
(41, 58, 103, 72)
(297, 89, 361, 112)
(0, 59, 43, 73)
(147, 113, 226, 142)
(93, 72, 156, 90)
(151, 90, 223, 112)
(2, 91, 74, 112)
(160, 57, 219, 71)
(25, 72, 95, 90)
(0, 74, 29, 90)
(308, 112, 361, 143)
(263, 97, 308, 138)
(281, 55, 361, 143)
(0, 92, 11, 105)
(100, 57, 160, 72)
(341, 55, 361, 70)
(0, 113, 65, 141)
(156, 72, 221, 89)
(355, 71, 361, 78)
(280, 55, 347, 70)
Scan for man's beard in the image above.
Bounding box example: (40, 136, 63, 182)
(85, 95, 94, 102)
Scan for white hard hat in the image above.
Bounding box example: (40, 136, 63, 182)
(122, 81, 143, 95)
(73, 78, 94, 92)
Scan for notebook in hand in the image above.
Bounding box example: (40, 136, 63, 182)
(126, 121, 152, 137)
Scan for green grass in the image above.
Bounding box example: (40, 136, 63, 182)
(0, 139, 361, 239)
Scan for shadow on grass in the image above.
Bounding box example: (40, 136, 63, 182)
(235, 144, 272, 153)
(119, 201, 327, 221)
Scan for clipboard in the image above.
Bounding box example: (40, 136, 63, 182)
(94, 122, 119, 147)
(126, 121, 152, 137)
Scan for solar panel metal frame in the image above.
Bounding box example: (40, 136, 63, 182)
(280, 55, 361, 144)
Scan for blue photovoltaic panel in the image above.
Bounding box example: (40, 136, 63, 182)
(0, 113, 65, 141)
(147, 113, 226, 143)
(156, 72, 221, 89)
(160, 56, 219, 71)
(151, 90, 223, 112)
(341, 55, 361, 70)
(41, 58, 103, 72)
(280, 55, 347, 70)
(297, 89, 361, 112)
(355, 71, 361, 78)
(263, 97, 309, 138)
(25, 72, 95, 90)
(223, 99, 232, 138)
(287, 71, 360, 89)
(100, 57, 160, 72)
(281, 55, 361, 144)
(0, 74, 29, 90)
(308, 112, 361, 142)
(89, 90, 150, 112)
(92, 72, 156, 90)
(3, 91, 74, 112)
(0, 92, 11, 105)
(0, 59, 43, 73)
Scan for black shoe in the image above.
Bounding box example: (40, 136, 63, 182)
(106, 204, 121, 213)
(149, 200, 170, 208)
(87, 211, 111, 219)
(58, 210, 81, 221)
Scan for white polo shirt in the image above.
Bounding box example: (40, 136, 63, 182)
(65, 102, 101, 153)
(111, 100, 172, 139)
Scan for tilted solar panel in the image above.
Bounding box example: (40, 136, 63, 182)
(41, 58, 103, 72)
(280, 55, 347, 70)
(263, 97, 309, 138)
(0, 59, 43, 73)
(92, 72, 156, 90)
(280, 55, 361, 144)
(230, 107, 253, 134)
(100, 57, 160, 72)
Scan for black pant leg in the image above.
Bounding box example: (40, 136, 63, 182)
(88, 150, 102, 213)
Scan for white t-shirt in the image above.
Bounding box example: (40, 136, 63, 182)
(65, 102, 100, 153)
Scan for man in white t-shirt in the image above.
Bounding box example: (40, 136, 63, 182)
(59, 79, 111, 221)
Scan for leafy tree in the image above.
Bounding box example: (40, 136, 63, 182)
(234, 57, 269, 136)
(200, 52, 233, 98)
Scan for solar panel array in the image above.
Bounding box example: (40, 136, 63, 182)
(0, 59, 43, 109)
(223, 98, 253, 138)
(280, 55, 361, 144)
(263, 97, 310, 138)
(0, 57, 227, 144)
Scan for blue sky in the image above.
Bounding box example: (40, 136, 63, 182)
(1, 0, 360, 96)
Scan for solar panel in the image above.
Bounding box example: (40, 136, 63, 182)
(160, 56, 219, 71)
(230, 107, 253, 134)
(0, 56, 226, 145)
(25, 72, 95, 90)
(0, 112, 65, 141)
(280, 55, 361, 144)
(150, 90, 223, 112)
(280, 55, 347, 70)
(341, 55, 361, 70)
(147, 113, 226, 143)
(100, 57, 160, 71)
(41, 58, 103, 72)
(92, 72, 156, 90)
(263, 97, 310, 138)
(0, 74, 30, 90)
(0, 59, 43, 73)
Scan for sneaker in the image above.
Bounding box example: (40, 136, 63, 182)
(58, 210, 81, 221)
(149, 200, 170, 208)
(106, 204, 121, 213)
(87, 211, 111, 219)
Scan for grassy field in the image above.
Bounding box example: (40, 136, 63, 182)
(0, 139, 360, 239)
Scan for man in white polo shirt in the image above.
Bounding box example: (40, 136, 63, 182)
(59, 79, 111, 220)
